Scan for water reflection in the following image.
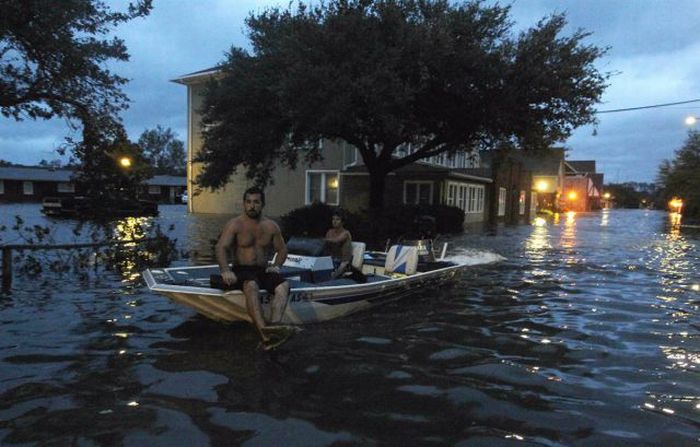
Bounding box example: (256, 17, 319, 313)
(2, 206, 700, 445)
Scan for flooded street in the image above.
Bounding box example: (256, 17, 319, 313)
(1, 205, 698, 445)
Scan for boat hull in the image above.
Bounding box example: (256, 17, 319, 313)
(143, 265, 461, 325)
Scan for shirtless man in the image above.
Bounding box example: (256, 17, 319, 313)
(215, 187, 290, 342)
(324, 210, 352, 279)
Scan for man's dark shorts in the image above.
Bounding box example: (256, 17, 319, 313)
(210, 266, 286, 292)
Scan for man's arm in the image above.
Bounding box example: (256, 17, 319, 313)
(215, 219, 237, 284)
(270, 225, 287, 269)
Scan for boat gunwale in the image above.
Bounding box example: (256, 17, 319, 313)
(143, 262, 464, 297)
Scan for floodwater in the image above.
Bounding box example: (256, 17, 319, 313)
(0, 205, 698, 446)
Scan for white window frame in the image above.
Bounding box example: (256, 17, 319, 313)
(0, 180, 4, 195)
(23, 181, 34, 196)
(498, 187, 507, 217)
(57, 182, 75, 193)
(403, 181, 433, 205)
(519, 190, 526, 215)
(343, 143, 358, 168)
(305, 170, 340, 205)
(446, 182, 484, 214)
(148, 185, 161, 195)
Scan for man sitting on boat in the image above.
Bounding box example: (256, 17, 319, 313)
(324, 210, 353, 279)
(214, 187, 290, 345)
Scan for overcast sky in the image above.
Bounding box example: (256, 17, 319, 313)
(3, 0, 700, 184)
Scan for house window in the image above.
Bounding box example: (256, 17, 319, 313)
(0, 180, 4, 195)
(343, 142, 358, 167)
(57, 182, 75, 193)
(467, 185, 485, 213)
(404, 181, 433, 205)
(519, 190, 526, 215)
(148, 185, 161, 195)
(446, 182, 484, 214)
(306, 170, 339, 205)
(23, 181, 34, 195)
(446, 184, 456, 207)
(498, 187, 507, 216)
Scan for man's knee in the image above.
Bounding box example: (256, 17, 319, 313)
(243, 280, 259, 294)
(275, 281, 289, 295)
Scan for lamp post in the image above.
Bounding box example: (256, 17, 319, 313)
(118, 156, 132, 169)
(684, 116, 698, 126)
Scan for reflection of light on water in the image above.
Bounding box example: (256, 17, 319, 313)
(533, 217, 547, 227)
(560, 209, 577, 252)
(114, 216, 153, 279)
(525, 223, 551, 257)
(600, 208, 609, 226)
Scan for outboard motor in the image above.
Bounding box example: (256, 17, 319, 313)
(283, 237, 334, 282)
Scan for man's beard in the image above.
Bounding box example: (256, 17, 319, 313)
(246, 209, 261, 218)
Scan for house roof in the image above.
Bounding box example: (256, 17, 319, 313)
(147, 175, 187, 187)
(0, 167, 186, 186)
(567, 160, 597, 173)
(480, 148, 566, 175)
(171, 66, 221, 85)
(0, 167, 74, 182)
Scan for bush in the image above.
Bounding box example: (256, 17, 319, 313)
(280, 203, 464, 249)
(280, 203, 361, 238)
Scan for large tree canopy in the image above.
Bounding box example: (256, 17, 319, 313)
(0, 0, 152, 123)
(138, 125, 186, 176)
(198, 0, 608, 209)
(657, 130, 700, 219)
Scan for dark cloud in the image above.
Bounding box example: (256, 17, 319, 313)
(2, 0, 698, 183)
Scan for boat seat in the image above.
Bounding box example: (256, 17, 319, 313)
(351, 242, 366, 269)
(384, 245, 419, 276)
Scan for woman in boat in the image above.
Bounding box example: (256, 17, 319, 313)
(324, 210, 353, 279)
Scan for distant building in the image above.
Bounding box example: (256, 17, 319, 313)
(0, 167, 186, 204)
(562, 160, 604, 212)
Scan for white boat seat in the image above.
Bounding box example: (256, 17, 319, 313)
(384, 245, 419, 276)
(351, 242, 366, 269)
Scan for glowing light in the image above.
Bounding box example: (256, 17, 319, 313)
(567, 191, 578, 200)
(685, 116, 697, 126)
(328, 177, 339, 189)
(535, 180, 549, 192)
(691, 284, 700, 291)
(669, 198, 683, 212)
(118, 156, 132, 168)
(566, 211, 576, 221)
(127, 401, 140, 407)
(533, 217, 547, 227)
(603, 192, 611, 199)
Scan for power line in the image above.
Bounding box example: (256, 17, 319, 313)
(596, 99, 700, 114)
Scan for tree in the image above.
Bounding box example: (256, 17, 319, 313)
(197, 0, 607, 209)
(138, 126, 186, 176)
(0, 0, 152, 123)
(657, 130, 700, 219)
(71, 115, 152, 207)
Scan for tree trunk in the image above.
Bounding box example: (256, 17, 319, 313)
(368, 170, 387, 211)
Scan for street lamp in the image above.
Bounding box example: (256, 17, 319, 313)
(118, 156, 132, 168)
(685, 116, 698, 126)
